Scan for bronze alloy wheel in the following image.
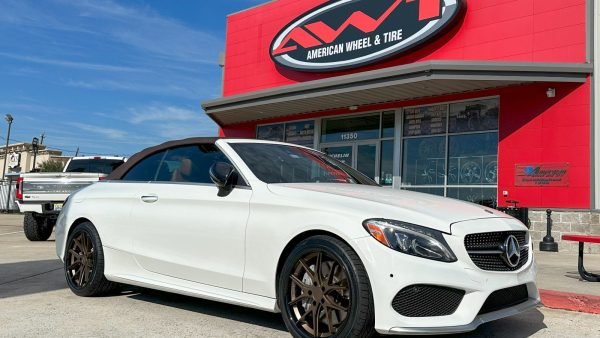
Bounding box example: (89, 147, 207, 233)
(66, 231, 95, 288)
(288, 251, 351, 337)
(64, 222, 117, 297)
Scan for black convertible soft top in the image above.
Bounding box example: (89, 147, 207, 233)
(107, 137, 220, 180)
(108, 137, 377, 186)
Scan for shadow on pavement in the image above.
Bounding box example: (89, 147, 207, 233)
(0, 259, 66, 299)
(126, 286, 546, 337)
(127, 287, 288, 332)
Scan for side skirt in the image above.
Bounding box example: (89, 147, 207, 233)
(103, 246, 278, 313)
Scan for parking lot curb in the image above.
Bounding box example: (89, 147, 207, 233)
(540, 289, 600, 315)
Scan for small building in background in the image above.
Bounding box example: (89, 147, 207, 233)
(0, 143, 69, 177)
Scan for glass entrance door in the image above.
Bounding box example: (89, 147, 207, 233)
(356, 143, 377, 181)
(322, 142, 379, 182)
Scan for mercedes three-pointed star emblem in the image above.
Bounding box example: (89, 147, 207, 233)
(502, 235, 521, 268)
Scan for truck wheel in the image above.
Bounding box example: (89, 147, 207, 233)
(23, 212, 53, 241)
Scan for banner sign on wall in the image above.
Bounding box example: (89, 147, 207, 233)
(7, 152, 20, 169)
(515, 163, 569, 187)
(270, 0, 465, 72)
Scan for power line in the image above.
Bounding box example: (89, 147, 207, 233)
(0, 136, 131, 157)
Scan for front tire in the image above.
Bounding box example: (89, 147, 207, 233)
(64, 222, 117, 296)
(23, 212, 53, 241)
(277, 235, 375, 338)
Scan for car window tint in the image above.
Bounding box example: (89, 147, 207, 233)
(230, 143, 377, 185)
(65, 159, 125, 174)
(122, 151, 166, 181)
(159, 144, 237, 184)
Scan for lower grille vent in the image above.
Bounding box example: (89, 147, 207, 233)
(479, 284, 529, 315)
(392, 284, 464, 317)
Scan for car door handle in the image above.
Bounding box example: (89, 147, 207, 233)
(141, 195, 159, 203)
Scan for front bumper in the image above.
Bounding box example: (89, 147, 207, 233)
(387, 299, 539, 335)
(352, 218, 539, 335)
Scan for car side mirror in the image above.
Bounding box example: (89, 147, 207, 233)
(209, 162, 237, 196)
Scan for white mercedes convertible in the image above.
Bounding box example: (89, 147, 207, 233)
(56, 138, 539, 337)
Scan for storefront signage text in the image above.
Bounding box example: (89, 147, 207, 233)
(270, 0, 464, 72)
(404, 104, 447, 136)
(515, 163, 570, 187)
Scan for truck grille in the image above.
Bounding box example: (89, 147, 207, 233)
(464, 231, 529, 271)
(391, 285, 464, 317)
(478, 284, 529, 315)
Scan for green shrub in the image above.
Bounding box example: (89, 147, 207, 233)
(39, 159, 65, 172)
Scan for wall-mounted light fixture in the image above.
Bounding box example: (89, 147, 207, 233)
(546, 88, 556, 98)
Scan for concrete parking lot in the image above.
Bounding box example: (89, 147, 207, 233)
(1, 215, 599, 338)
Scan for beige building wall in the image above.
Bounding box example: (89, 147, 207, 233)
(0, 143, 69, 179)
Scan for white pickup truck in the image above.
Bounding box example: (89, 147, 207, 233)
(16, 156, 126, 241)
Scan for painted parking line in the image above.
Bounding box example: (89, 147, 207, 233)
(0, 231, 24, 236)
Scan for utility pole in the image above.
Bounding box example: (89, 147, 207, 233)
(75, 147, 79, 157)
(2, 114, 13, 181)
(2, 114, 13, 213)
(40, 132, 45, 145)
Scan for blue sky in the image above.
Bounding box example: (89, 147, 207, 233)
(0, 0, 266, 156)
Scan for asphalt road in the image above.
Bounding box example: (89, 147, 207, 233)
(1, 215, 600, 337)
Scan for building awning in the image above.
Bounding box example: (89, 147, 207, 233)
(202, 61, 592, 126)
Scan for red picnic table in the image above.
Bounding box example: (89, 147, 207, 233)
(561, 234, 600, 282)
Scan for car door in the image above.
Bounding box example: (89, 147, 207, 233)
(129, 143, 251, 291)
(109, 150, 169, 253)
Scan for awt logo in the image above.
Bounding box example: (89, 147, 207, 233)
(270, 0, 465, 72)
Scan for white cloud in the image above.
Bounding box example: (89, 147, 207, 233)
(0, 0, 93, 33)
(128, 105, 202, 124)
(0, 52, 148, 73)
(126, 104, 217, 139)
(68, 122, 127, 140)
(0, 101, 67, 116)
(65, 78, 201, 99)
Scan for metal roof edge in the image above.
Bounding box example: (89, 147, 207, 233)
(202, 61, 592, 111)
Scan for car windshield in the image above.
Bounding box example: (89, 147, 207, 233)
(230, 143, 377, 185)
(65, 159, 125, 174)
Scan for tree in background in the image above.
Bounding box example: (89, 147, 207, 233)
(39, 159, 65, 172)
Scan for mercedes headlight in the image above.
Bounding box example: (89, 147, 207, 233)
(363, 219, 457, 262)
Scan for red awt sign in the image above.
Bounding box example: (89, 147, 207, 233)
(515, 163, 569, 187)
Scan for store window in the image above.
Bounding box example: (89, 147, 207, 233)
(401, 98, 499, 207)
(257, 120, 315, 146)
(321, 114, 380, 143)
(321, 112, 395, 186)
(257, 123, 284, 142)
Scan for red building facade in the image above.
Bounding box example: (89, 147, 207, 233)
(203, 0, 596, 245)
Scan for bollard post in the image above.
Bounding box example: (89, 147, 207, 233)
(539, 209, 558, 252)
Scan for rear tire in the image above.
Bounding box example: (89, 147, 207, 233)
(277, 235, 375, 338)
(23, 212, 53, 241)
(64, 222, 117, 296)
